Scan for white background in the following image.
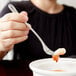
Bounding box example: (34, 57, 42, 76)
(57, 0, 76, 8)
(0, 0, 76, 12)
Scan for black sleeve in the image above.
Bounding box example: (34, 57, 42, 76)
(0, 1, 31, 18)
(0, 2, 11, 17)
(0, 1, 25, 17)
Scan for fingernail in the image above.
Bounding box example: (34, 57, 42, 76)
(20, 11, 28, 22)
(24, 36, 28, 40)
(25, 31, 29, 35)
(20, 11, 28, 16)
(26, 36, 28, 39)
(25, 16, 28, 21)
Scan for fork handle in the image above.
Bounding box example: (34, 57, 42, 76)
(8, 4, 54, 55)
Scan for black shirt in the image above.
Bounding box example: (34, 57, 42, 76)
(0, 1, 76, 60)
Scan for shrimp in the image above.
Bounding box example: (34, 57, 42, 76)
(52, 48, 66, 62)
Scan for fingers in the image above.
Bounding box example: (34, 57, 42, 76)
(2, 36, 28, 46)
(20, 11, 28, 17)
(0, 11, 28, 23)
(0, 21, 29, 31)
(0, 36, 28, 51)
(0, 11, 30, 52)
(0, 42, 14, 52)
(0, 30, 29, 39)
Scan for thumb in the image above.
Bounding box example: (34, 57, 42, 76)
(20, 11, 28, 22)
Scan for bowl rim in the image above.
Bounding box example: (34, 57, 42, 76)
(29, 58, 76, 75)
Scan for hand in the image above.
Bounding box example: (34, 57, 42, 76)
(0, 11, 30, 52)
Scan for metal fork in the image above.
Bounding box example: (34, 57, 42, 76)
(8, 4, 54, 55)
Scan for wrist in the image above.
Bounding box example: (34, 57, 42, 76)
(0, 51, 8, 60)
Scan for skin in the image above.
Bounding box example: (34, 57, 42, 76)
(0, 12, 30, 59)
(31, 0, 64, 14)
(0, 0, 64, 59)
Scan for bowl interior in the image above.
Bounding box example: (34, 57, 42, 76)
(29, 58, 76, 73)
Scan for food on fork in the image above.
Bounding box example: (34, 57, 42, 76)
(52, 48, 66, 62)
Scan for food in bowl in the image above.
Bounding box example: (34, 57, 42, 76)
(50, 69, 65, 72)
